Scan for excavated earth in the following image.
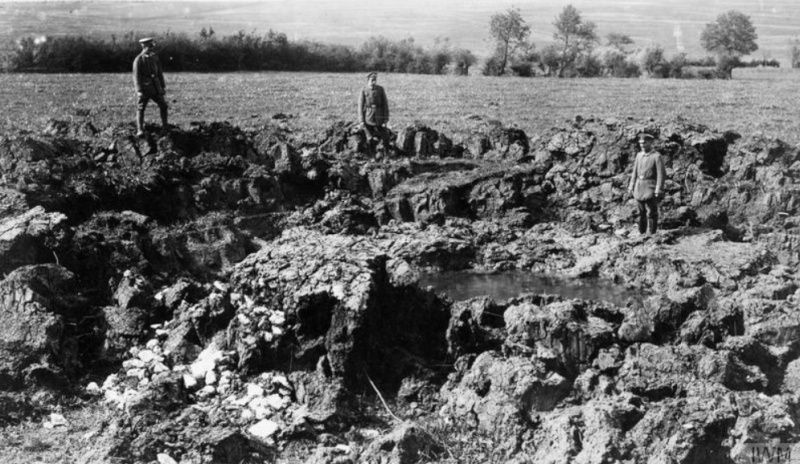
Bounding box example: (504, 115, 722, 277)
(1, 115, 799, 464)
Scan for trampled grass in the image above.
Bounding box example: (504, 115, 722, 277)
(2, 72, 800, 144)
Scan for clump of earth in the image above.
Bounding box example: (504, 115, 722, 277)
(1, 114, 799, 463)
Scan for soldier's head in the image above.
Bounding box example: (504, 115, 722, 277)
(366, 72, 377, 87)
(138, 37, 155, 51)
(638, 133, 654, 151)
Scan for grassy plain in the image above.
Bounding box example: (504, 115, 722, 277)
(2, 72, 800, 144)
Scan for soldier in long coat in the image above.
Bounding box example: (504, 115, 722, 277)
(132, 37, 168, 137)
(357, 72, 391, 148)
(627, 133, 666, 235)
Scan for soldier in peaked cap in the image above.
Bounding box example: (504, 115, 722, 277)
(627, 132, 666, 235)
(357, 72, 391, 151)
(132, 37, 168, 137)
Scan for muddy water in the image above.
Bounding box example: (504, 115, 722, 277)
(419, 270, 641, 306)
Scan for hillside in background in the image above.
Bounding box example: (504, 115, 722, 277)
(1, 0, 799, 64)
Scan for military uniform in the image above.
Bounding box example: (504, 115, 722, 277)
(628, 147, 665, 234)
(132, 38, 168, 135)
(358, 76, 390, 148)
(359, 84, 389, 127)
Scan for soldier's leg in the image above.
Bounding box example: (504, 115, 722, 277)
(136, 94, 149, 136)
(363, 124, 375, 140)
(636, 200, 647, 234)
(646, 198, 659, 234)
(363, 124, 379, 154)
(155, 95, 169, 128)
(378, 125, 392, 148)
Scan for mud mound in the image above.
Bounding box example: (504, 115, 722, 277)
(0, 264, 87, 389)
(0, 121, 309, 223)
(227, 228, 450, 390)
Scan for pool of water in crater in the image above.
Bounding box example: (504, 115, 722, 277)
(419, 270, 642, 306)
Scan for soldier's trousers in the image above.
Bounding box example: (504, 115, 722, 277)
(637, 198, 659, 234)
(137, 91, 168, 113)
(363, 124, 391, 148)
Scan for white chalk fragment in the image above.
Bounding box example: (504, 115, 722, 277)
(205, 370, 218, 386)
(273, 374, 291, 390)
(190, 344, 224, 380)
(43, 413, 68, 429)
(246, 382, 265, 398)
(137, 349, 158, 363)
(198, 385, 216, 397)
(268, 311, 285, 326)
(247, 419, 279, 440)
(335, 444, 351, 454)
(122, 359, 145, 370)
(331, 283, 346, 299)
(213, 281, 228, 292)
(156, 453, 178, 464)
(152, 362, 169, 374)
(248, 397, 271, 420)
(183, 374, 198, 389)
(126, 368, 147, 380)
(265, 393, 286, 411)
(360, 428, 380, 439)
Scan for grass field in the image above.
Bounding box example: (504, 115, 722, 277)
(2, 72, 800, 144)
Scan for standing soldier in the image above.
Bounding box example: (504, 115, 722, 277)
(132, 37, 168, 137)
(357, 72, 391, 150)
(628, 133, 666, 235)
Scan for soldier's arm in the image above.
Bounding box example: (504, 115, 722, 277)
(132, 57, 141, 91)
(156, 56, 165, 92)
(628, 153, 639, 192)
(655, 153, 666, 196)
(357, 89, 365, 125)
(382, 87, 389, 122)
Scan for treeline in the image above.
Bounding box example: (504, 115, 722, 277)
(2, 30, 477, 74)
(497, 44, 779, 79)
(485, 5, 775, 79)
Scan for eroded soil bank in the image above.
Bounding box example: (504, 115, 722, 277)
(1, 115, 799, 463)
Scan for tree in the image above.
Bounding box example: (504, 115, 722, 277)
(553, 4, 598, 77)
(539, 44, 561, 76)
(452, 48, 476, 75)
(488, 7, 531, 75)
(510, 43, 539, 77)
(606, 32, 634, 50)
(668, 52, 688, 78)
(602, 48, 639, 77)
(430, 37, 452, 74)
(790, 37, 800, 68)
(639, 44, 667, 77)
(700, 10, 758, 58)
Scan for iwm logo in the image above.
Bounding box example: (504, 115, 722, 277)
(737, 444, 799, 464)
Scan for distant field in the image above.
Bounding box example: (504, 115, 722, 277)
(2, 0, 799, 64)
(2, 72, 800, 144)
(732, 67, 800, 80)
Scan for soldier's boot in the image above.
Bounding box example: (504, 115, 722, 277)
(648, 218, 658, 235)
(638, 215, 647, 235)
(160, 106, 169, 130)
(136, 110, 146, 137)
